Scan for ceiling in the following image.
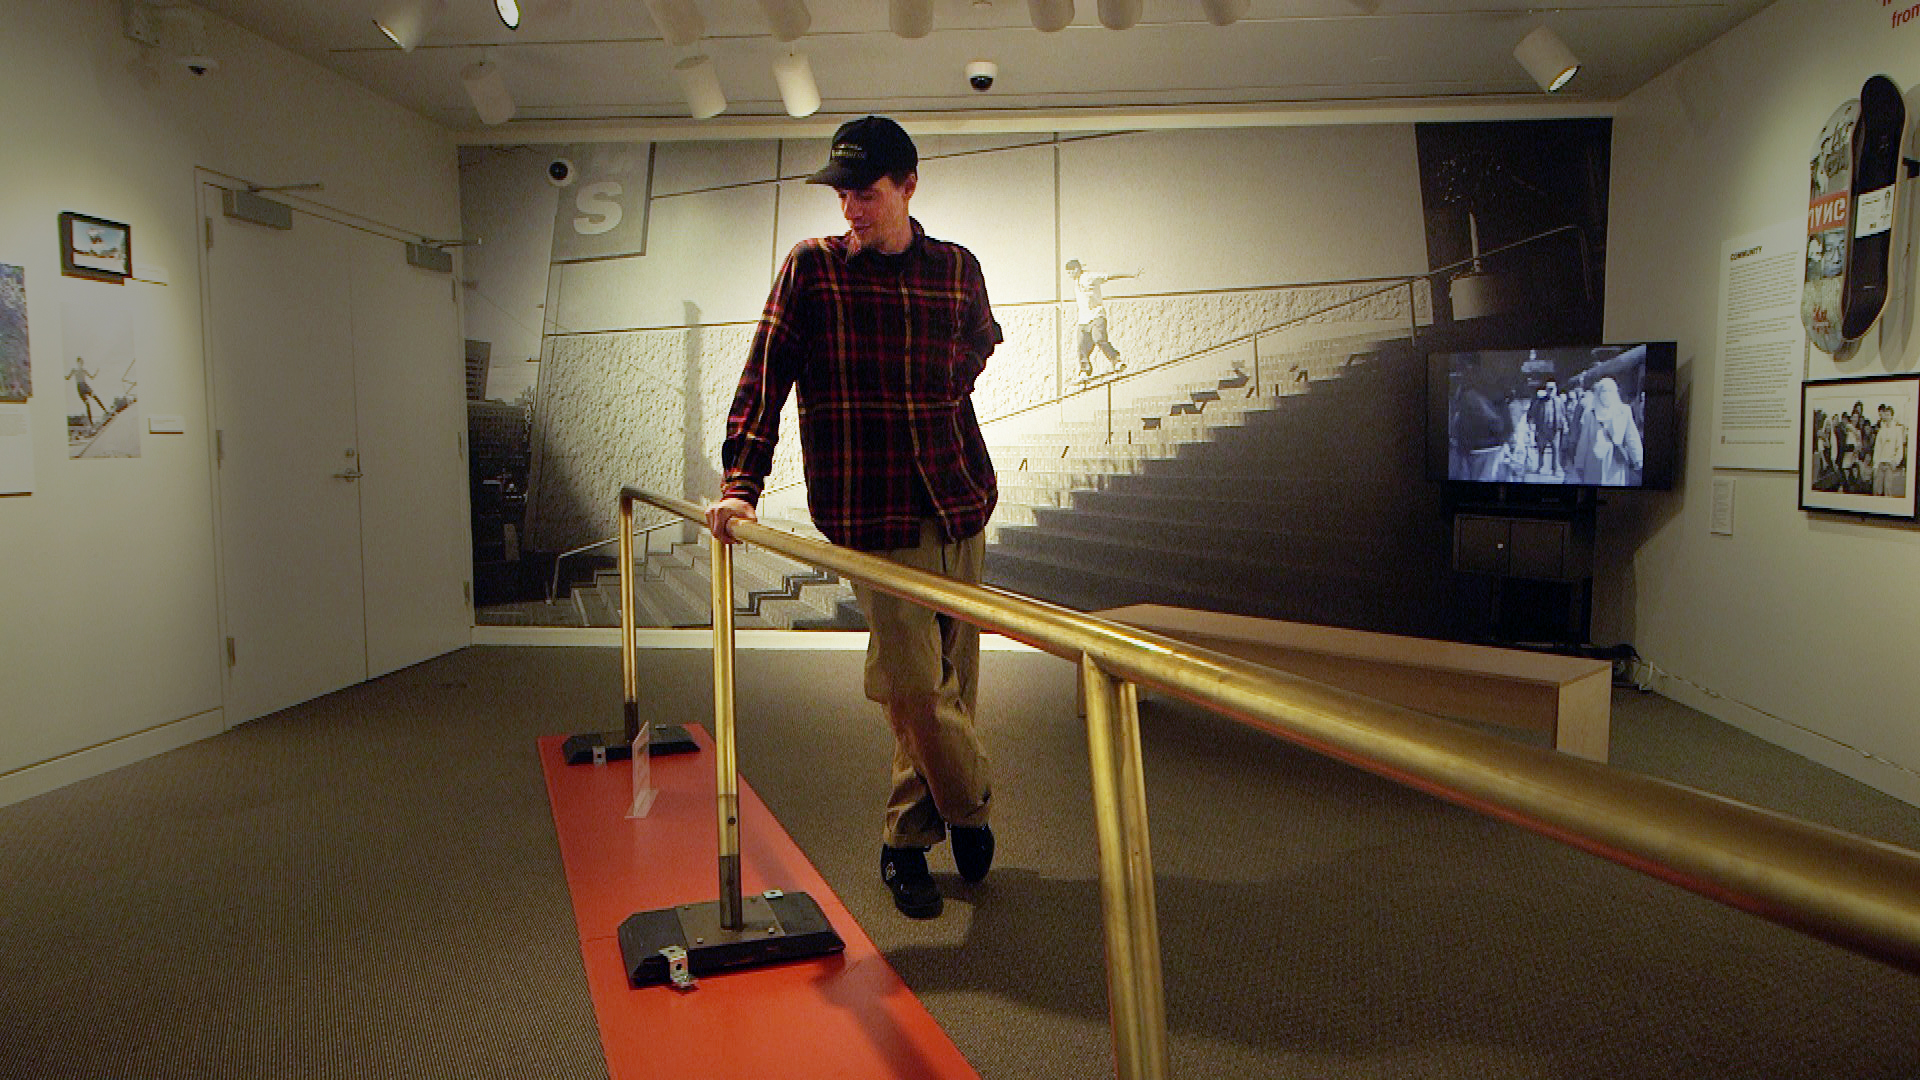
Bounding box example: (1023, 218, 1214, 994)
(183, 0, 1776, 137)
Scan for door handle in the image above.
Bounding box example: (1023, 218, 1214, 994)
(332, 468, 363, 481)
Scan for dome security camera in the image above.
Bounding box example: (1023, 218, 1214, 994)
(966, 60, 996, 92)
(547, 158, 576, 187)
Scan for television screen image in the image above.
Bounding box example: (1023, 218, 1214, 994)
(1429, 342, 1677, 490)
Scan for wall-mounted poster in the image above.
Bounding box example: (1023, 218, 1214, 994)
(0, 261, 30, 493)
(59, 212, 131, 283)
(61, 287, 140, 459)
(1, 262, 27, 401)
(1800, 374, 1918, 519)
(0, 405, 30, 495)
(1711, 222, 1805, 471)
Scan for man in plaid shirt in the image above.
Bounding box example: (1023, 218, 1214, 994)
(706, 116, 1002, 919)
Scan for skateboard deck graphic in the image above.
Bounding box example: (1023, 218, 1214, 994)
(1843, 74, 1908, 342)
(1804, 99, 1859, 355)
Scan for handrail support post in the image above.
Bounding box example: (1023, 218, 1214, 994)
(1081, 654, 1169, 1080)
(619, 494, 639, 742)
(710, 532, 745, 931)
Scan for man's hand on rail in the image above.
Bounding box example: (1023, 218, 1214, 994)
(706, 497, 756, 544)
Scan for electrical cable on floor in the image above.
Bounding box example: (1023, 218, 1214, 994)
(1632, 655, 1920, 782)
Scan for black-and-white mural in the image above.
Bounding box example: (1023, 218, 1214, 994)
(460, 120, 1611, 636)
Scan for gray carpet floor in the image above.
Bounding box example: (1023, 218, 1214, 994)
(3, 644, 1919, 1079)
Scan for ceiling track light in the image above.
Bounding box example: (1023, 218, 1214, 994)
(642, 0, 704, 46)
(462, 57, 515, 125)
(495, 0, 521, 29)
(373, 0, 447, 51)
(673, 54, 726, 119)
(1513, 24, 1580, 94)
(1028, 0, 1073, 31)
(890, 0, 934, 38)
(756, 0, 812, 42)
(773, 51, 820, 118)
(1097, 0, 1140, 30)
(1199, 0, 1247, 26)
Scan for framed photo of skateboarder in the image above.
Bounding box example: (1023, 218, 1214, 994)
(58, 213, 131, 284)
(1800, 374, 1919, 520)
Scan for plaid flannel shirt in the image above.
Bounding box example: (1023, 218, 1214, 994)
(721, 220, 1002, 552)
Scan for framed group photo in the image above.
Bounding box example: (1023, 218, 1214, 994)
(59, 212, 131, 283)
(1800, 374, 1919, 520)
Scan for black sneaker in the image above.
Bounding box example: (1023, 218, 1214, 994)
(880, 845, 942, 918)
(951, 824, 994, 883)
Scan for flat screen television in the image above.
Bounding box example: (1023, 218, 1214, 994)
(1428, 342, 1677, 490)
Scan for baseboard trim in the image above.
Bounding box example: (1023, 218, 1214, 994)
(0, 708, 227, 810)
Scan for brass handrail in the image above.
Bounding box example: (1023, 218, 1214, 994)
(618, 486, 1920, 1079)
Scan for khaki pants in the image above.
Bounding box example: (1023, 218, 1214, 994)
(852, 520, 991, 849)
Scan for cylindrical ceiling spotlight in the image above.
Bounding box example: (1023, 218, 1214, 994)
(1029, 0, 1073, 31)
(890, 0, 934, 38)
(462, 59, 516, 125)
(756, 0, 812, 42)
(773, 51, 820, 118)
(643, 0, 704, 46)
(1097, 0, 1140, 30)
(673, 54, 727, 118)
(1199, 0, 1247, 26)
(374, 0, 448, 50)
(496, 0, 521, 29)
(1513, 25, 1580, 93)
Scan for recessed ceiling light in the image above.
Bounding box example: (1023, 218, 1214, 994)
(496, 0, 521, 29)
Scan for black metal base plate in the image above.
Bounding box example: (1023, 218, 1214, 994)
(561, 726, 698, 765)
(618, 891, 844, 987)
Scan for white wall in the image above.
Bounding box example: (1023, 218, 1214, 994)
(1606, 0, 1920, 801)
(0, 0, 460, 805)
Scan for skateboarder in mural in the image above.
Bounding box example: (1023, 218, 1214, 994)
(65, 357, 109, 427)
(1065, 259, 1141, 383)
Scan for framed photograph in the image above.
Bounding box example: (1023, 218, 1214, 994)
(58, 212, 131, 283)
(1800, 374, 1920, 520)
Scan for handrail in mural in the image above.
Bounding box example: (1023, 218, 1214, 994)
(979, 221, 1589, 434)
(619, 484, 1920, 1080)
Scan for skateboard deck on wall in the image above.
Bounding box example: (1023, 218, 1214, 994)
(1803, 98, 1860, 355)
(1843, 74, 1909, 342)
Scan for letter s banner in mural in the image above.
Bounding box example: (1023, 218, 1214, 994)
(547, 142, 654, 264)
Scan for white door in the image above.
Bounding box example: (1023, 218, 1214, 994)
(203, 184, 369, 722)
(348, 229, 472, 677)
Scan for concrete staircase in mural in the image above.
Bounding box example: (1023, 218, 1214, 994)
(980, 326, 1461, 638)
(528, 319, 1456, 638)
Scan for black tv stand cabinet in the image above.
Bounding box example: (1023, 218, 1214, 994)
(1448, 498, 1596, 646)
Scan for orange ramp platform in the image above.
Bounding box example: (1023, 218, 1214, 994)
(538, 731, 977, 1080)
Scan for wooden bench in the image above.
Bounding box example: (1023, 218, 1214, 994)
(1093, 604, 1613, 762)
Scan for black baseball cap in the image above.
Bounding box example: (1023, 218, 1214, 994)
(806, 115, 918, 189)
